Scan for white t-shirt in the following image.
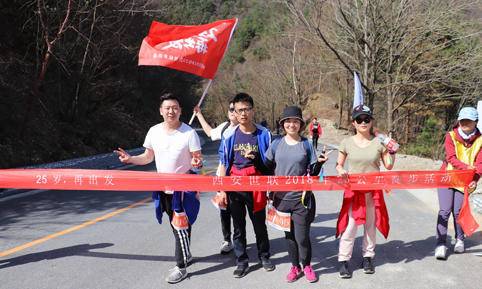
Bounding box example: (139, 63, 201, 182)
(143, 122, 201, 174)
(210, 121, 236, 141)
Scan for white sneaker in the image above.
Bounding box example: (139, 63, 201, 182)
(435, 245, 447, 260)
(220, 241, 233, 254)
(454, 239, 465, 253)
(165, 266, 188, 283)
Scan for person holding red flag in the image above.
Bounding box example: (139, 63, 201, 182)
(435, 107, 482, 260)
(335, 105, 396, 279)
(114, 94, 202, 284)
(194, 99, 239, 254)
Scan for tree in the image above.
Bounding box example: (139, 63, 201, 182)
(281, 0, 482, 138)
(21, 0, 73, 134)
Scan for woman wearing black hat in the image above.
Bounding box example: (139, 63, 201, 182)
(264, 106, 327, 283)
(335, 104, 396, 279)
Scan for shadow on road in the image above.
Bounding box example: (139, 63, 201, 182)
(2, 230, 480, 278)
(310, 231, 482, 276)
(0, 243, 113, 269)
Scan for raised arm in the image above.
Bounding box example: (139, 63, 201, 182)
(194, 106, 214, 137)
(114, 147, 154, 166)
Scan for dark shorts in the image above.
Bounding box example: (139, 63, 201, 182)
(273, 192, 316, 225)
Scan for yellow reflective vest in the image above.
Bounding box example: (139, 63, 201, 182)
(446, 130, 482, 191)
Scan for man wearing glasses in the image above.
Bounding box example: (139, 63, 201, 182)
(194, 99, 238, 255)
(217, 93, 275, 278)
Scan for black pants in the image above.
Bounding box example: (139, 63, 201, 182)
(220, 201, 232, 242)
(228, 191, 270, 266)
(159, 192, 192, 269)
(312, 134, 319, 150)
(274, 194, 316, 267)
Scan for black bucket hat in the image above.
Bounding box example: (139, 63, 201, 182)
(352, 104, 373, 119)
(279, 106, 305, 127)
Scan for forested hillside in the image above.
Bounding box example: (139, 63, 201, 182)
(1, 0, 481, 168)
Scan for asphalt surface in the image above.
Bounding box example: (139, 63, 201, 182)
(1, 137, 481, 289)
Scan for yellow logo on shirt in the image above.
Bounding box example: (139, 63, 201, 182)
(234, 143, 259, 159)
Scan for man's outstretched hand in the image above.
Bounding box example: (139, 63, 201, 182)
(114, 148, 131, 164)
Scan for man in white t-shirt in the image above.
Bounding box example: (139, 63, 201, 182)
(194, 100, 238, 255)
(115, 94, 202, 284)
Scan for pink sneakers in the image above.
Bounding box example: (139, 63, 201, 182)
(286, 265, 318, 283)
(303, 265, 318, 283)
(286, 266, 301, 283)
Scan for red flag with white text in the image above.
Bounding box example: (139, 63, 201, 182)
(138, 18, 237, 79)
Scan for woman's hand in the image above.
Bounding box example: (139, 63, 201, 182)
(318, 147, 333, 163)
(336, 166, 349, 179)
(469, 180, 477, 192)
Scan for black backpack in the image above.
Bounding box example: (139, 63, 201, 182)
(220, 122, 230, 138)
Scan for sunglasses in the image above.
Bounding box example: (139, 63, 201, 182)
(354, 116, 372, 124)
(228, 107, 235, 112)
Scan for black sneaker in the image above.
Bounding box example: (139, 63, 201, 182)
(233, 265, 249, 278)
(362, 257, 375, 274)
(339, 261, 352, 279)
(261, 258, 275, 271)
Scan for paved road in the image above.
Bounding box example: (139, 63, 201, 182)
(1, 139, 481, 289)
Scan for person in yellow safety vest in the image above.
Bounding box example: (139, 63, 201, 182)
(435, 106, 482, 260)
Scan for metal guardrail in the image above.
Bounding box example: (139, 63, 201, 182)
(0, 130, 209, 199)
(0, 148, 144, 199)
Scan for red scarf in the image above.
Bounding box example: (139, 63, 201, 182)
(336, 189, 390, 239)
(229, 166, 267, 212)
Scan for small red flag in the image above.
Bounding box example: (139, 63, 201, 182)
(138, 18, 237, 79)
(457, 186, 479, 236)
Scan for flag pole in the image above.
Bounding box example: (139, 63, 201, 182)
(188, 18, 237, 125)
(353, 71, 364, 107)
(189, 79, 213, 125)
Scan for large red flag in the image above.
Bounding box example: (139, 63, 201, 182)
(138, 18, 237, 79)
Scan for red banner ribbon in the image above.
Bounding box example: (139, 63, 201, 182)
(0, 168, 478, 235)
(0, 168, 474, 192)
